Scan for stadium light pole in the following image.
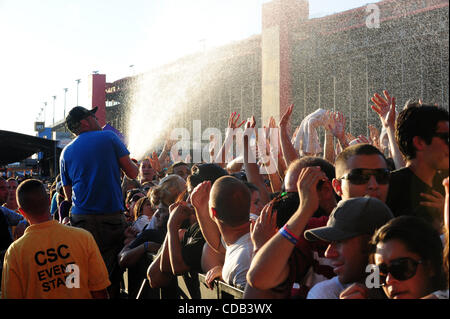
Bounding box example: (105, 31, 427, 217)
(63, 88, 68, 119)
(43, 102, 47, 127)
(52, 95, 57, 126)
(75, 79, 81, 106)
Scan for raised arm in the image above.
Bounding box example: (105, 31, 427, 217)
(243, 116, 271, 206)
(190, 181, 226, 254)
(213, 112, 245, 167)
(371, 90, 405, 169)
(323, 111, 336, 163)
(246, 166, 326, 290)
(279, 104, 300, 167)
(167, 202, 192, 275)
(158, 138, 176, 169)
(119, 155, 139, 180)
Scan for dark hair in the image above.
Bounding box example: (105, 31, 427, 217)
(272, 192, 300, 227)
(16, 179, 49, 216)
(133, 196, 151, 221)
(244, 181, 259, 193)
(126, 188, 144, 204)
(370, 216, 446, 292)
(231, 171, 247, 182)
(335, 144, 387, 178)
(167, 161, 189, 175)
(121, 178, 141, 202)
(396, 105, 449, 160)
(187, 163, 228, 191)
(290, 156, 336, 181)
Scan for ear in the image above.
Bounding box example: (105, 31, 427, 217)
(332, 178, 343, 197)
(210, 207, 217, 219)
(412, 136, 427, 152)
(18, 208, 31, 224)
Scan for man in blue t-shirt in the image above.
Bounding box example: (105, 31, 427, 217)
(60, 106, 138, 298)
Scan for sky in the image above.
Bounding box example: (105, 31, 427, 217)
(0, 0, 371, 136)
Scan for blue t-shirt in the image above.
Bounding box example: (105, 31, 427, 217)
(50, 192, 58, 216)
(60, 130, 129, 215)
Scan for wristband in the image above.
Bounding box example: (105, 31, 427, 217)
(279, 225, 299, 245)
(144, 241, 149, 251)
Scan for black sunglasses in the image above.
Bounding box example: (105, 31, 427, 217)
(378, 257, 423, 286)
(130, 194, 144, 202)
(339, 168, 390, 185)
(433, 132, 449, 145)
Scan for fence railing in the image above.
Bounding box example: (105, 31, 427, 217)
(122, 252, 243, 300)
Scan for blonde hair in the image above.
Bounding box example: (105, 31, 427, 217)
(149, 174, 186, 207)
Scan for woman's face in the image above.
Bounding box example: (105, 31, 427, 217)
(374, 239, 433, 299)
(140, 160, 155, 181)
(142, 201, 154, 218)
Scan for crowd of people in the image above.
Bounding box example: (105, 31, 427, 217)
(0, 89, 448, 300)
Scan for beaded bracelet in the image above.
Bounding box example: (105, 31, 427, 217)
(279, 225, 299, 245)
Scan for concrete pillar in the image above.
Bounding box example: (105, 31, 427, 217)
(88, 73, 106, 127)
(261, 0, 308, 124)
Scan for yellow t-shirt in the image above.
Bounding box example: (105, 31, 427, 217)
(1, 220, 111, 299)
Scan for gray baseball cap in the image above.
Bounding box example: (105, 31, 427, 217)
(304, 196, 394, 242)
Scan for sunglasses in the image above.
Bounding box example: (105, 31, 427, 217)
(433, 132, 449, 145)
(339, 168, 390, 185)
(130, 194, 144, 202)
(378, 257, 423, 286)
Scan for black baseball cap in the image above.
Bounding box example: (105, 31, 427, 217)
(66, 106, 98, 132)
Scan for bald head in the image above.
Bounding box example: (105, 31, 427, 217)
(209, 176, 251, 227)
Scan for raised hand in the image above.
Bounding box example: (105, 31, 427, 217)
(168, 201, 194, 228)
(162, 137, 176, 153)
(325, 111, 346, 139)
(149, 151, 161, 172)
(228, 112, 246, 129)
(190, 180, 212, 213)
(371, 90, 396, 128)
(279, 104, 294, 132)
(297, 166, 327, 215)
(250, 201, 278, 252)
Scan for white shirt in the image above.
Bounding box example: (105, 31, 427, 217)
(221, 233, 253, 290)
(293, 108, 330, 155)
(132, 215, 150, 234)
(307, 276, 350, 299)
